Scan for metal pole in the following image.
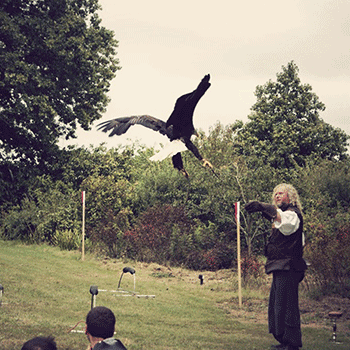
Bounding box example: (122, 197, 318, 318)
(89, 286, 98, 309)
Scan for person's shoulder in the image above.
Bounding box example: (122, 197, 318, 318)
(286, 205, 301, 215)
(93, 338, 127, 350)
(114, 339, 127, 350)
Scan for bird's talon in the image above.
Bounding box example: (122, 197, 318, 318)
(180, 169, 189, 178)
(202, 159, 213, 168)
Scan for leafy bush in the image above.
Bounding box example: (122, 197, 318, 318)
(124, 204, 193, 263)
(201, 243, 235, 271)
(0, 200, 37, 241)
(89, 209, 130, 258)
(241, 253, 265, 284)
(304, 220, 350, 297)
(124, 204, 235, 270)
(53, 229, 81, 251)
(0, 176, 80, 243)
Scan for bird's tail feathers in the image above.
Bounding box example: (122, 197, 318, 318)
(150, 140, 187, 162)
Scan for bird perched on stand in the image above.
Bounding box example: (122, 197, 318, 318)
(97, 74, 214, 177)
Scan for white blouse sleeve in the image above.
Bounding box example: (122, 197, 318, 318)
(274, 209, 300, 235)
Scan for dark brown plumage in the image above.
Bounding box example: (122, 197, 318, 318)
(97, 74, 213, 177)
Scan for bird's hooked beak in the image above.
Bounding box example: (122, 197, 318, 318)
(193, 129, 199, 137)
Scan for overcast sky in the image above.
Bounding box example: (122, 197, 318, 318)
(60, 0, 350, 151)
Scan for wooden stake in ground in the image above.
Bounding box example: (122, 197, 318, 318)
(82, 191, 86, 261)
(235, 202, 242, 308)
(0, 284, 3, 306)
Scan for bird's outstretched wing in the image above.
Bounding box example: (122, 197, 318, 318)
(97, 115, 168, 137)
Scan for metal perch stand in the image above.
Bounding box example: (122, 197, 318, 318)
(118, 267, 136, 291)
(329, 311, 343, 344)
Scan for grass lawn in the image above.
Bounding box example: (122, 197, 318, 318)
(0, 240, 349, 349)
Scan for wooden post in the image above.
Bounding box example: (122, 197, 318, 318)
(82, 191, 85, 261)
(0, 284, 3, 307)
(235, 202, 242, 308)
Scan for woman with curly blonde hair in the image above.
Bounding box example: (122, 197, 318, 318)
(245, 183, 307, 350)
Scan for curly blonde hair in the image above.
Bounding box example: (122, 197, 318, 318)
(272, 183, 302, 212)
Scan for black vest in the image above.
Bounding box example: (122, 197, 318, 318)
(265, 204, 307, 273)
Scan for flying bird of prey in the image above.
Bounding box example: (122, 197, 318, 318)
(97, 74, 214, 177)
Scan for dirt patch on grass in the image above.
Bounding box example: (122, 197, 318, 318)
(299, 295, 350, 332)
(218, 294, 350, 335)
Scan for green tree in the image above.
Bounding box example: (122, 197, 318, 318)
(0, 0, 119, 205)
(55, 144, 136, 190)
(234, 61, 349, 168)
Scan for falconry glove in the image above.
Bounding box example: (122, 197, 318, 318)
(244, 201, 277, 221)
